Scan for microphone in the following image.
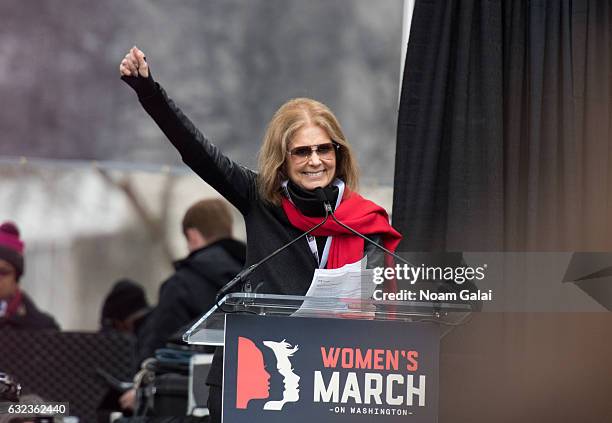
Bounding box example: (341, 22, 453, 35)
(215, 189, 331, 303)
(313, 186, 333, 214)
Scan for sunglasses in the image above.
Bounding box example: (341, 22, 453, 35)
(287, 142, 339, 161)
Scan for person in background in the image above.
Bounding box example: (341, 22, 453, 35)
(119, 198, 246, 411)
(100, 278, 151, 336)
(98, 279, 152, 421)
(0, 221, 59, 331)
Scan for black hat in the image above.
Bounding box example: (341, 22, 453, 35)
(101, 279, 149, 325)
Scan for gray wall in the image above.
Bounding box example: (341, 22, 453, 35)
(0, 0, 403, 184)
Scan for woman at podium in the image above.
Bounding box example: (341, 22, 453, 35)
(120, 46, 402, 422)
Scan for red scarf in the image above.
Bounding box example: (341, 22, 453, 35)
(281, 190, 402, 270)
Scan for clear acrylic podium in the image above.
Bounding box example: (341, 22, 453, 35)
(183, 293, 472, 346)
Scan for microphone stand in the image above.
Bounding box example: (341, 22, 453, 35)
(215, 188, 413, 314)
(214, 203, 330, 311)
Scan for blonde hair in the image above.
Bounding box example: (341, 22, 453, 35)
(257, 98, 359, 204)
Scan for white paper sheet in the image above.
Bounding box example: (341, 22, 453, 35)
(294, 257, 375, 316)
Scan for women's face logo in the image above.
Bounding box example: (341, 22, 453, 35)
(236, 337, 271, 409)
(263, 340, 301, 410)
(235, 337, 301, 411)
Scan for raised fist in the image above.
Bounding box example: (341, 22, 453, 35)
(119, 46, 149, 78)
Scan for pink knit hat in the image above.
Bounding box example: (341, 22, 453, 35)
(0, 221, 25, 279)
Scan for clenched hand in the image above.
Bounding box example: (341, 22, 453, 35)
(119, 46, 149, 78)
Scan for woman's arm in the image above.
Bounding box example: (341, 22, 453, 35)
(120, 47, 256, 214)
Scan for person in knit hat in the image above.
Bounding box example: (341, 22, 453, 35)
(0, 221, 59, 330)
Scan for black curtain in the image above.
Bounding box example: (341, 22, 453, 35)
(393, 0, 612, 252)
(393, 2, 612, 422)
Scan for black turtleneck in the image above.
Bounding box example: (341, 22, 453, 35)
(286, 180, 338, 217)
(286, 180, 339, 258)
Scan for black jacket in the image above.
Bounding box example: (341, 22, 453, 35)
(0, 291, 59, 331)
(136, 239, 246, 365)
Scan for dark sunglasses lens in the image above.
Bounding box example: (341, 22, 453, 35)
(317, 144, 334, 155)
(292, 146, 312, 157)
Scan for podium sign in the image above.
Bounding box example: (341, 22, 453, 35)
(222, 314, 439, 422)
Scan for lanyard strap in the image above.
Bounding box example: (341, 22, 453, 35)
(282, 179, 345, 268)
